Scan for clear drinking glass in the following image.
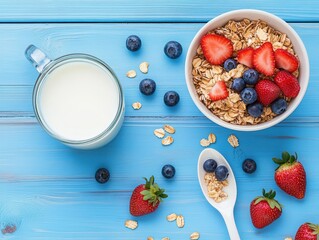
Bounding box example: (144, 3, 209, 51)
(25, 45, 125, 149)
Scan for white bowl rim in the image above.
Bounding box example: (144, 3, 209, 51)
(185, 9, 310, 131)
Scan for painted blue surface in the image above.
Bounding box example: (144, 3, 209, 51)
(0, 2, 318, 240)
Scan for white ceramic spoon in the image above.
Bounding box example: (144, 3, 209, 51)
(197, 148, 240, 240)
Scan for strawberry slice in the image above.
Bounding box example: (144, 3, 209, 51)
(200, 34, 233, 65)
(208, 81, 229, 101)
(237, 47, 254, 68)
(253, 42, 275, 76)
(274, 70, 300, 98)
(275, 49, 299, 73)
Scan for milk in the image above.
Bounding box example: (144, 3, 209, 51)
(37, 61, 120, 142)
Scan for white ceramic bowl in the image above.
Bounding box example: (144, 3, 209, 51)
(185, 9, 309, 131)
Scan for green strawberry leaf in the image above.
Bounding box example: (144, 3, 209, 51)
(282, 152, 290, 162)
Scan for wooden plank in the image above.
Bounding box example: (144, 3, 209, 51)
(0, 0, 318, 22)
(0, 120, 318, 239)
(0, 23, 317, 118)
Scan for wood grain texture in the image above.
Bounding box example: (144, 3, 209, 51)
(0, 119, 319, 239)
(0, 23, 317, 118)
(0, 0, 318, 22)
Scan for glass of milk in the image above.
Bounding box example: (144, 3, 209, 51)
(25, 45, 125, 149)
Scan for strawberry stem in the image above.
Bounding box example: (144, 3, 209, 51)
(141, 176, 168, 206)
(254, 189, 282, 211)
(307, 223, 319, 235)
(273, 152, 298, 165)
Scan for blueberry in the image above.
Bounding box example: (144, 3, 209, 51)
(223, 59, 237, 72)
(240, 88, 257, 104)
(243, 69, 259, 85)
(247, 102, 264, 118)
(271, 98, 287, 115)
(215, 165, 229, 181)
(231, 78, 246, 93)
(95, 168, 110, 184)
(126, 35, 142, 52)
(164, 41, 183, 59)
(139, 79, 156, 95)
(162, 164, 176, 179)
(242, 159, 257, 174)
(203, 159, 217, 173)
(164, 91, 180, 106)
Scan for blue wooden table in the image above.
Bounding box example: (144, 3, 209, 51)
(0, 1, 318, 239)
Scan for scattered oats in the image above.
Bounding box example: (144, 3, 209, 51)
(154, 128, 165, 139)
(208, 133, 216, 144)
(200, 138, 211, 147)
(164, 124, 175, 134)
(166, 213, 177, 222)
(132, 102, 142, 110)
(204, 173, 228, 203)
(228, 134, 239, 148)
(126, 70, 137, 78)
(176, 215, 185, 228)
(124, 220, 138, 230)
(147, 237, 154, 240)
(162, 136, 174, 146)
(190, 232, 200, 240)
(162, 237, 170, 240)
(139, 61, 149, 74)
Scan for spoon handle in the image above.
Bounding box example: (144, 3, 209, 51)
(222, 210, 240, 240)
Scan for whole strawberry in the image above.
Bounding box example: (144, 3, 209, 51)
(129, 176, 167, 216)
(250, 189, 282, 229)
(295, 223, 319, 240)
(273, 152, 306, 199)
(255, 79, 281, 106)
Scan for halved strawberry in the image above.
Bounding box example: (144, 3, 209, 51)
(200, 34, 233, 65)
(275, 49, 299, 73)
(237, 47, 254, 68)
(208, 81, 229, 101)
(253, 42, 275, 76)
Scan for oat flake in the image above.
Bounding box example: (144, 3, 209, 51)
(164, 124, 175, 134)
(154, 128, 165, 138)
(200, 138, 210, 147)
(166, 213, 177, 222)
(126, 70, 136, 78)
(139, 62, 149, 74)
(208, 133, 216, 144)
(228, 134, 239, 148)
(176, 215, 185, 228)
(190, 232, 200, 240)
(124, 220, 138, 230)
(162, 136, 174, 146)
(132, 102, 142, 110)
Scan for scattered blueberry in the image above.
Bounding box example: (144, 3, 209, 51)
(126, 35, 142, 52)
(215, 165, 229, 181)
(242, 159, 257, 174)
(271, 98, 287, 115)
(243, 69, 259, 85)
(247, 102, 264, 118)
(231, 78, 246, 93)
(139, 79, 156, 95)
(240, 88, 257, 104)
(162, 164, 176, 179)
(164, 91, 180, 106)
(203, 159, 217, 173)
(164, 41, 183, 59)
(95, 168, 110, 184)
(223, 59, 237, 72)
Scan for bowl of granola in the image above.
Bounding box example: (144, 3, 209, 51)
(185, 9, 309, 131)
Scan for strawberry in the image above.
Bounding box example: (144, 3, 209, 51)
(200, 34, 233, 65)
(273, 152, 306, 199)
(250, 189, 282, 229)
(208, 81, 229, 101)
(253, 42, 275, 76)
(129, 176, 167, 216)
(237, 47, 254, 68)
(255, 79, 281, 106)
(275, 49, 299, 73)
(295, 223, 319, 240)
(274, 70, 300, 98)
